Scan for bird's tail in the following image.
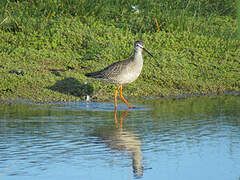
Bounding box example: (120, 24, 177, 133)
(85, 71, 103, 79)
(85, 73, 92, 77)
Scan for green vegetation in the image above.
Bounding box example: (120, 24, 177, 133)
(0, 0, 239, 103)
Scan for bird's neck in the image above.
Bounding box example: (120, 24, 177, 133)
(133, 50, 143, 61)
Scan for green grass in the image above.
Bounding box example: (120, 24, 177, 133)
(0, 0, 239, 103)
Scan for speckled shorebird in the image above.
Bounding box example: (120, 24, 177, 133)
(85, 41, 154, 109)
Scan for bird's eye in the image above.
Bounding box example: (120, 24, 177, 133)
(137, 44, 143, 48)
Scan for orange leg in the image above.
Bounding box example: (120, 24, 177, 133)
(114, 86, 121, 110)
(114, 108, 118, 127)
(119, 85, 132, 109)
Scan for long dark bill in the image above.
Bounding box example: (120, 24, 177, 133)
(142, 48, 154, 58)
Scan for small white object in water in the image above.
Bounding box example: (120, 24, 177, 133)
(131, 5, 139, 13)
(84, 81, 90, 102)
(86, 95, 90, 102)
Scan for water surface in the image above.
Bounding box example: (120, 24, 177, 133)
(0, 95, 240, 180)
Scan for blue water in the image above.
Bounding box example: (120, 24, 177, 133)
(0, 95, 240, 180)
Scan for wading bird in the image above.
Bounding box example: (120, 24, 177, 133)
(85, 41, 154, 110)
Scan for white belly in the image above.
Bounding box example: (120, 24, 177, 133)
(118, 61, 143, 84)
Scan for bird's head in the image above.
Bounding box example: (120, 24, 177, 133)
(134, 41, 154, 58)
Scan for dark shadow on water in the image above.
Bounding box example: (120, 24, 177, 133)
(92, 109, 143, 178)
(48, 77, 94, 97)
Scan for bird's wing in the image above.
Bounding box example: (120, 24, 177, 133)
(85, 57, 132, 79)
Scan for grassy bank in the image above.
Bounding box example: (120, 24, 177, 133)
(0, 0, 239, 103)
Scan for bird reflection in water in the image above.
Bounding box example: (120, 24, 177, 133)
(93, 109, 143, 178)
(114, 109, 143, 178)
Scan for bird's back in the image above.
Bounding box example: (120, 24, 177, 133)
(85, 57, 135, 84)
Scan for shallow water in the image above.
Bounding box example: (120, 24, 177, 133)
(0, 95, 240, 180)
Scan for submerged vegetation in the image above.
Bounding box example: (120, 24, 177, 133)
(0, 0, 239, 103)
